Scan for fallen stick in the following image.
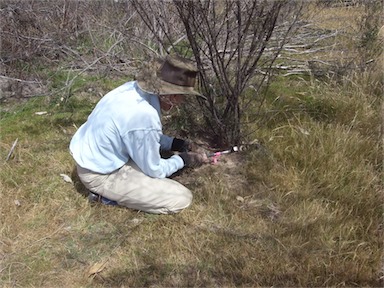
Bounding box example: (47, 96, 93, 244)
(6, 138, 18, 161)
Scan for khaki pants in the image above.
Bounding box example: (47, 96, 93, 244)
(76, 161, 192, 214)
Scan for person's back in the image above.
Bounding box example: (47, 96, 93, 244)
(70, 81, 160, 175)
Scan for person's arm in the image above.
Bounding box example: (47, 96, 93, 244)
(171, 137, 191, 152)
(123, 129, 184, 178)
(160, 135, 191, 152)
(159, 134, 173, 151)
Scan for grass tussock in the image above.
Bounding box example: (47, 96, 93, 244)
(1, 2, 383, 288)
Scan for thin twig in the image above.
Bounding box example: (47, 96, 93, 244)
(6, 138, 18, 161)
(0, 75, 41, 85)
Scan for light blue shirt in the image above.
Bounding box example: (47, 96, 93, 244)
(69, 81, 184, 178)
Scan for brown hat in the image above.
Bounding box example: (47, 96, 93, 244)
(136, 55, 206, 99)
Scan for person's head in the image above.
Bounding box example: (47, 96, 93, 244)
(136, 55, 206, 111)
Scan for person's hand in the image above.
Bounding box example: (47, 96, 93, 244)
(171, 138, 192, 152)
(179, 152, 209, 168)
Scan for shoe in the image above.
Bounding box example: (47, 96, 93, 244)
(88, 192, 118, 206)
(100, 196, 118, 206)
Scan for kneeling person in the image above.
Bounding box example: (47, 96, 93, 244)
(69, 55, 208, 214)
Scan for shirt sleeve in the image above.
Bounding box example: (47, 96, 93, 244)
(160, 134, 174, 151)
(122, 129, 184, 178)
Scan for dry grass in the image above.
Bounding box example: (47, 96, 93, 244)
(308, 4, 364, 32)
(1, 79, 382, 287)
(1, 2, 383, 287)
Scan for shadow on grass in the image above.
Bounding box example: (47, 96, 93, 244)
(94, 262, 259, 287)
(93, 223, 296, 287)
(70, 164, 90, 198)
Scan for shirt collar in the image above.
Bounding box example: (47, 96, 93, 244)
(134, 81, 161, 117)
